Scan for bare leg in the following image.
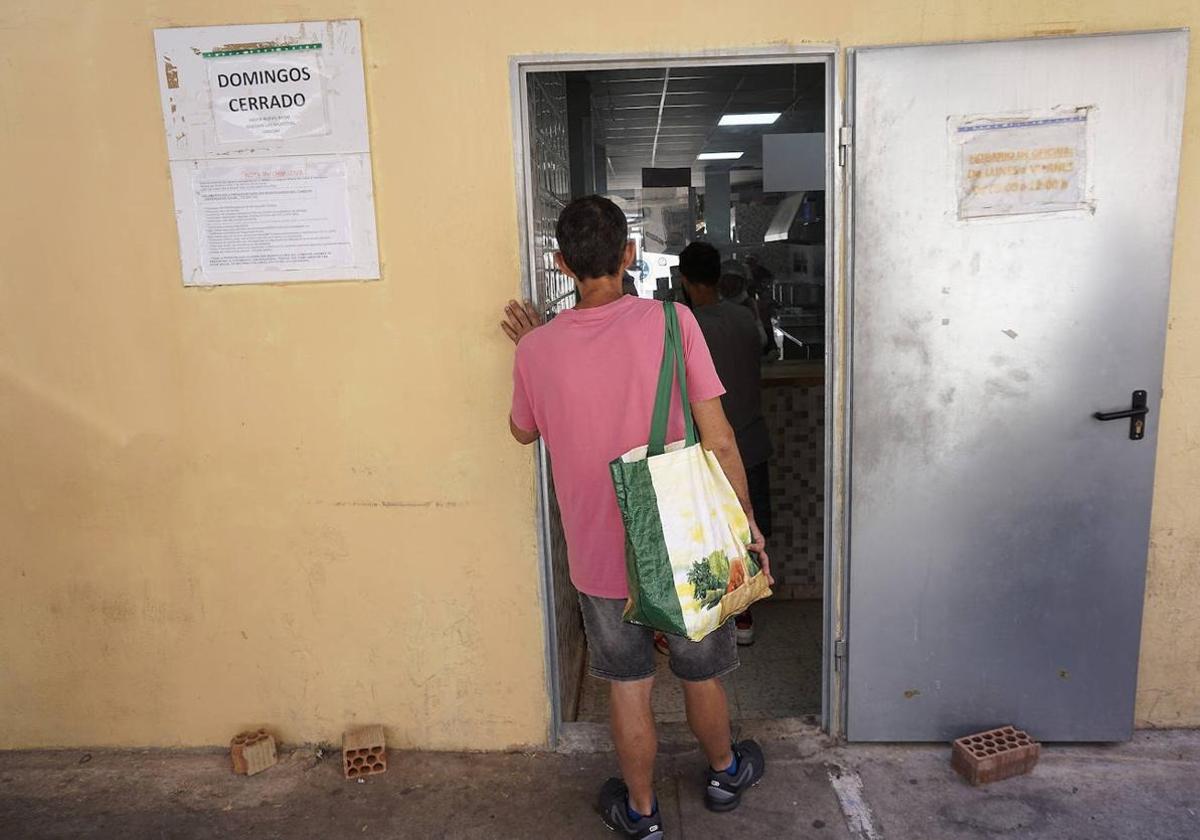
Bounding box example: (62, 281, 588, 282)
(682, 678, 735, 771)
(610, 677, 657, 814)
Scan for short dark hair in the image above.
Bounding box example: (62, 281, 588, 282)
(555, 196, 628, 280)
(679, 242, 721, 286)
(718, 272, 746, 300)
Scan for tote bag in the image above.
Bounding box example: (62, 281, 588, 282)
(610, 301, 772, 641)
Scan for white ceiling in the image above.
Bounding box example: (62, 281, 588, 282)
(587, 63, 825, 191)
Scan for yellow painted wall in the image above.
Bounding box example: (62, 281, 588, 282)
(0, 1, 1196, 749)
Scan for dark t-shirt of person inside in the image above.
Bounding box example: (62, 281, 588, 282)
(692, 300, 773, 469)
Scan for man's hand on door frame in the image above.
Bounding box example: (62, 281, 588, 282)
(501, 299, 543, 345)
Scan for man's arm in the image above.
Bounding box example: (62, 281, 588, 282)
(509, 416, 539, 445)
(691, 396, 772, 582)
(502, 300, 544, 445)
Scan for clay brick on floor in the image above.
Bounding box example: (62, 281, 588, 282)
(342, 724, 387, 780)
(951, 725, 1040, 786)
(230, 729, 277, 776)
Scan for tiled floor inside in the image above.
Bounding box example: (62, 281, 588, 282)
(575, 599, 822, 723)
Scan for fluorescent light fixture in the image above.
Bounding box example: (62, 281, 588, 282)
(697, 151, 744, 160)
(719, 112, 781, 126)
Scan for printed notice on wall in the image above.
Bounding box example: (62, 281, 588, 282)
(953, 110, 1092, 220)
(205, 46, 330, 143)
(154, 20, 379, 286)
(193, 160, 352, 272)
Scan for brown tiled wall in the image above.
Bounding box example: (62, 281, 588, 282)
(761, 382, 825, 599)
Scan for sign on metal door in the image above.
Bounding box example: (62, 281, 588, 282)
(953, 109, 1092, 219)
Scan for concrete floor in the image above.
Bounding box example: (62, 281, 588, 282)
(576, 599, 823, 723)
(2, 725, 1197, 839)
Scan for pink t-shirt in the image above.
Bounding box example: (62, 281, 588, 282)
(511, 296, 725, 598)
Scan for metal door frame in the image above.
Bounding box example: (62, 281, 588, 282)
(508, 45, 850, 747)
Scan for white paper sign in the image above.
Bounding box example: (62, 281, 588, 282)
(954, 111, 1091, 219)
(192, 159, 352, 272)
(206, 48, 329, 143)
(154, 21, 379, 285)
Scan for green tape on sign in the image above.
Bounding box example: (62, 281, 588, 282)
(202, 43, 322, 58)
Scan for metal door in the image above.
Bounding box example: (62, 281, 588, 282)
(845, 31, 1188, 741)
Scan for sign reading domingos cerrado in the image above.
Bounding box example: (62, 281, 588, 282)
(205, 43, 329, 143)
(154, 20, 379, 286)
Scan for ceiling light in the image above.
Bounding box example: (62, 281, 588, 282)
(697, 152, 744, 160)
(719, 112, 782, 126)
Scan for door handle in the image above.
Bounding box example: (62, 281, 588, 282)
(1093, 406, 1148, 421)
(1093, 390, 1148, 440)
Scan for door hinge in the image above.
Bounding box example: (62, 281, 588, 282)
(837, 125, 853, 167)
(833, 638, 848, 671)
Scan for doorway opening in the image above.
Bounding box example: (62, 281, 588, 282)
(512, 50, 838, 742)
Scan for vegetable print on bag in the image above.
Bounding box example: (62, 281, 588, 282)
(610, 301, 771, 642)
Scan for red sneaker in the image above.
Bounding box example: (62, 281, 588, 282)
(653, 632, 670, 657)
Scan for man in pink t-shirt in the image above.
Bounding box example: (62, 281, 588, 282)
(502, 196, 771, 838)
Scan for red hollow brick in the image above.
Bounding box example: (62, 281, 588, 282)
(342, 724, 387, 780)
(230, 729, 277, 776)
(951, 726, 1040, 786)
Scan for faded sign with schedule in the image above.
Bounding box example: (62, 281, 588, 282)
(192, 159, 352, 272)
(953, 110, 1092, 220)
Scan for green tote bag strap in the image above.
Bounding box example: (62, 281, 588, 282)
(648, 301, 698, 457)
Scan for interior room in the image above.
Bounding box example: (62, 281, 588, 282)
(525, 61, 829, 726)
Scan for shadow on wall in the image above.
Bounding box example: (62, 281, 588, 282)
(0, 362, 193, 744)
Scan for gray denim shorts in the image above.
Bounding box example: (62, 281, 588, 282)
(578, 593, 739, 682)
